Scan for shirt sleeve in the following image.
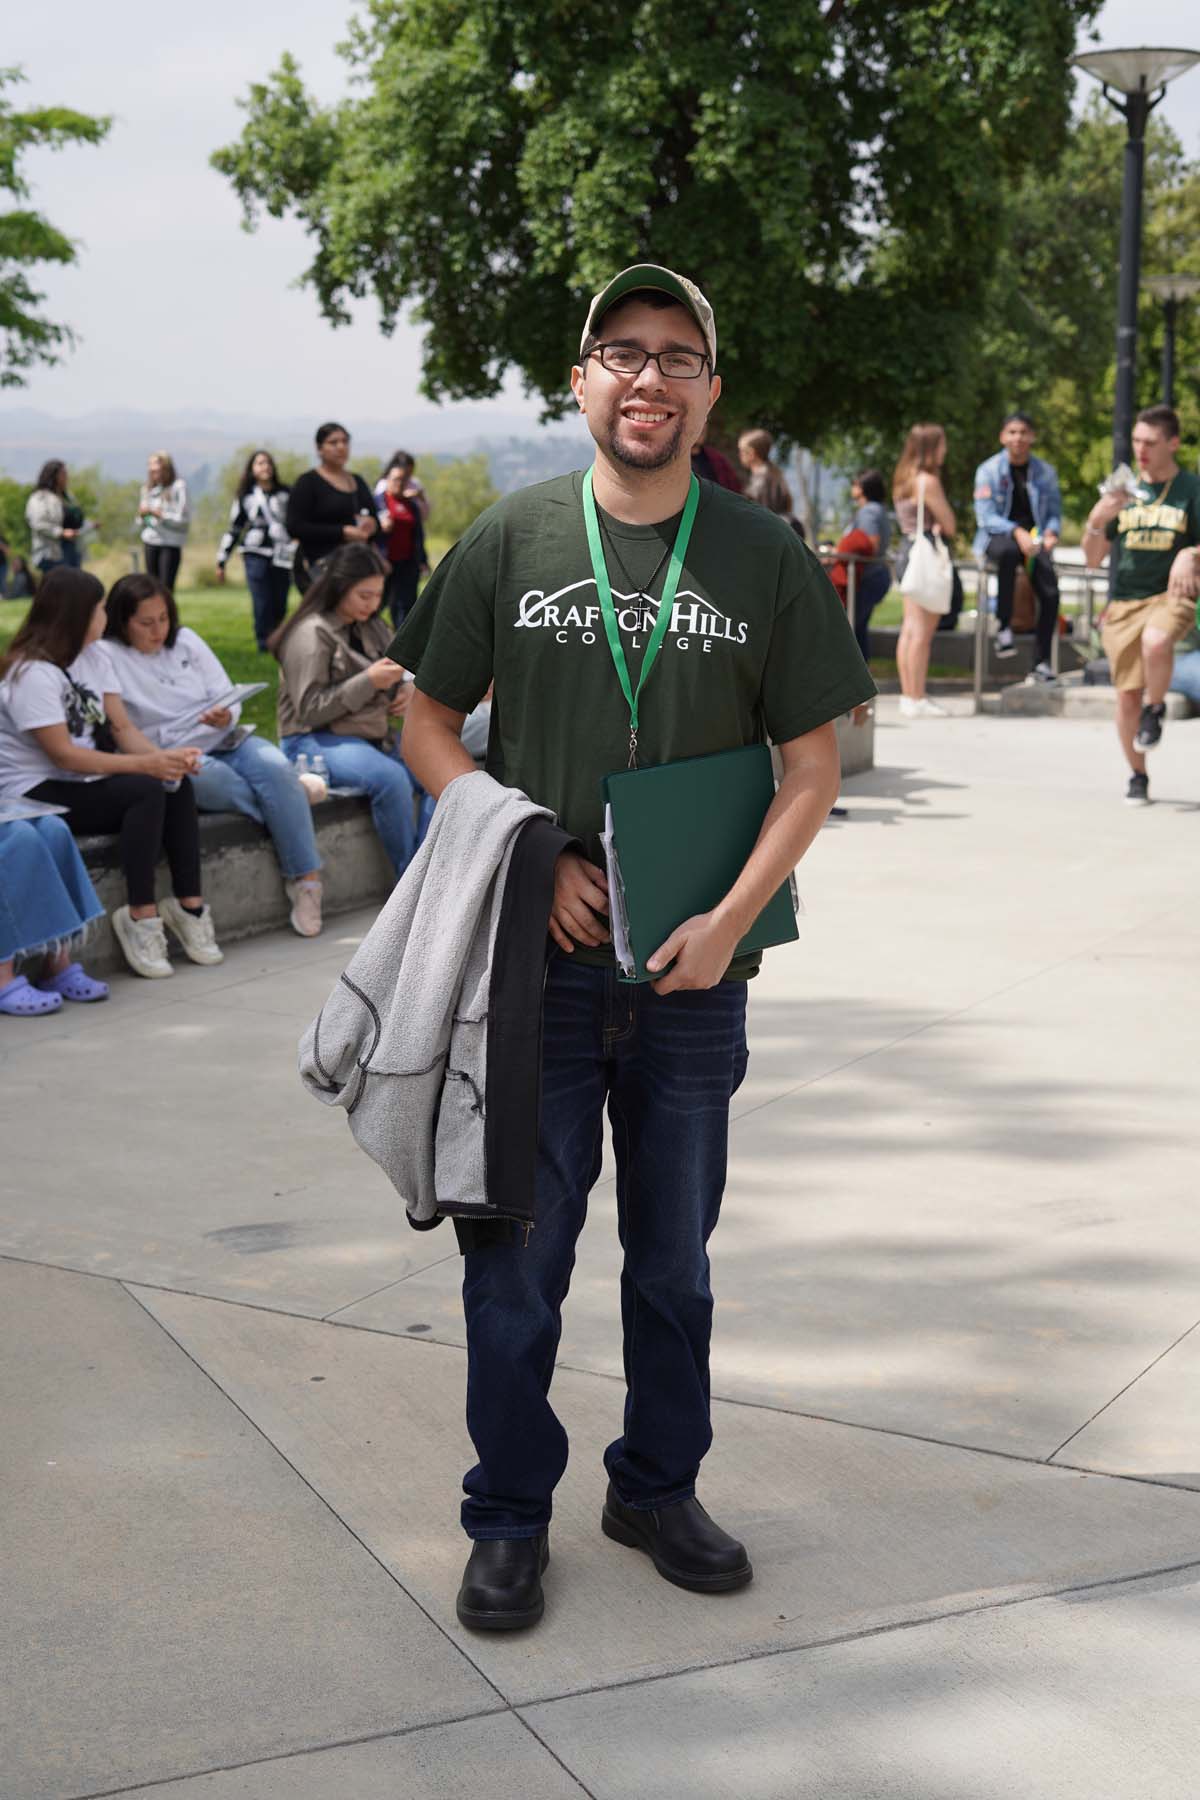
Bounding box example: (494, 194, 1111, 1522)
(759, 553, 877, 744)
(387, 533, 495, 714)
(88, 643, 122, 698)
(7, 662, 69, 731)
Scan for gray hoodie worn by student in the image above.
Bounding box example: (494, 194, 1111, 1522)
(298, 770, 576, 1234)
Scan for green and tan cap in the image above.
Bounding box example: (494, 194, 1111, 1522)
(580, 264, 717, 369)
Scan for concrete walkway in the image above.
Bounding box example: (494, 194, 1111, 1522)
(4, 703, 1200, 1798)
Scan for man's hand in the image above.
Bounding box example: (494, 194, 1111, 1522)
(549, 852, 609, 954)
(1167, 548, 1200, 601)
(646, 909, 742, 995)
(199, 706, 233, 729)
(1090, 491, 1127, 529)
(1042, 530, 1059, 553)
(1014, 527, 1034, 557)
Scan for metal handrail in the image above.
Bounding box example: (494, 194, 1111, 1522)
(829, 546, 1109, 714)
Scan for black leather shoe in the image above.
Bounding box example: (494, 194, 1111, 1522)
(602, 1484, 752, 1593)
(455, 1533, 549, 1631)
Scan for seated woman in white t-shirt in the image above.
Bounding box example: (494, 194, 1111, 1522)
(0, 568, 223, 979)
(104, 573, 323, 938)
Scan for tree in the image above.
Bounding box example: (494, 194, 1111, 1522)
(0, 68, 111, 387)
(420, 454, 499, 543)
(213, 1, 1100, 447)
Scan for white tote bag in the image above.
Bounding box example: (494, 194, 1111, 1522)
(899, 475, 954, 615)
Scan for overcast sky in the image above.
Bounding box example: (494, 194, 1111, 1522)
(5, 0, 1200, 424)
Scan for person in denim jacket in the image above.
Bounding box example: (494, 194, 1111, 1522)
(973, 413, 1062, 679)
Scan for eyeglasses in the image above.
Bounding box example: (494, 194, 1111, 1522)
(586, 343, 711, 380)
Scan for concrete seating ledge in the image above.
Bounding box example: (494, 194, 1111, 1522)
(73, 712, 874, 977)
(78, 793, 395, 976)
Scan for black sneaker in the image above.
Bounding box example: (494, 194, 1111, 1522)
(1134, 702, 1166, 750)
(1125, 772, 1150, 806)
(1025, 662, 1057, 686)
(995, 627, 1017, 658)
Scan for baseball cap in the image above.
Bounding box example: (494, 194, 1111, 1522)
(580, 264, 717, 368)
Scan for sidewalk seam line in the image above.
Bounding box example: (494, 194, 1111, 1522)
(61, 1706, 513, 1800)
(321, 1253, 461, 1321)
(1046, 1315, 1200, 1461)
(8, 1253, 1200, 1501)
(513, 1553, 1200, 1715)
(118, 1282, 514, 1712)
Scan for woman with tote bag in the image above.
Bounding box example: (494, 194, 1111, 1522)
(893, 424, 957, 718)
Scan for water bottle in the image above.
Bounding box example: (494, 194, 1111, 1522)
(311, 753, 329, 782)
(295, 753, 310, 776)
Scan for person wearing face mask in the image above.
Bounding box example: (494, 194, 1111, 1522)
(285, 423, 378, 593)
(216, 449, 296, 650)
(271, 543, 423, 876)
(0, 569, 221, 979)
(104, 573, 324, 938)
(395, 265, 874, 1631)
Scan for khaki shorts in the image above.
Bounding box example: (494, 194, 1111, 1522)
(1101, 593, 1196, 690)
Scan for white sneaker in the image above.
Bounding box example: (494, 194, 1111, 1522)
(112, 906, 173, 979)
(901, 695, 947, 717)
(159, 896, 224, 965)
(286, 877, 324, 938)
(995, 627, 1016, 657)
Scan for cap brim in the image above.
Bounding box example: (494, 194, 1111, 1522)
(582, 264, 715, 365)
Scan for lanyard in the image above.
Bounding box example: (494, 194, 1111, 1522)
(582, 466, 700, 765)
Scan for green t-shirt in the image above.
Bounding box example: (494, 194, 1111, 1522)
(391, 469, 876, 977)
(1107, 470, 1200, 602)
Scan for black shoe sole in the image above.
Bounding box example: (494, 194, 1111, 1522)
(601, 1507, 753, 1594)
(456, 1594, 545, 1632)
(1133, 734, 1161, 751)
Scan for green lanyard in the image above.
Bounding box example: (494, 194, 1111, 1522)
(582, 466, 700, 766)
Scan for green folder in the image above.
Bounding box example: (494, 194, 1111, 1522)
(601, 743, 799, 985)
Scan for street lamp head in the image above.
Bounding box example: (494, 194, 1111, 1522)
(1143, 274, 1200, 304)
(1074, 46, 1200, 100)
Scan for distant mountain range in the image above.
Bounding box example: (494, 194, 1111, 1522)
(0, 405, 592, 493)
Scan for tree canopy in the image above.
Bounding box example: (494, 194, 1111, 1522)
(0, 68, 111, 388)
(213, 0, 1101, 450)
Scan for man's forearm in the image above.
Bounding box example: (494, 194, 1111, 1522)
(713, 749, 839, 939)
(401, 712, 477, 797)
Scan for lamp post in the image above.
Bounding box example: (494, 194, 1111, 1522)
(1074, 47, 1200, 465)
(1143, 274, 1200, 408)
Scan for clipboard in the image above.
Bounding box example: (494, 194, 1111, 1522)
(601, 743, 799, 984)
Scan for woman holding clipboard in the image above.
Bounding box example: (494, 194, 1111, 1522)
(105, 573, 324, 938)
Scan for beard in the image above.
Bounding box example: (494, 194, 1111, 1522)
(598, 404, 689, 472)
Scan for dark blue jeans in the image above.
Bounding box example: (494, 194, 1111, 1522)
(244, 556, 291, 649)
(460, 953, 749, 1539)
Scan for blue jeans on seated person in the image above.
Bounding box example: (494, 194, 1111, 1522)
(0, 816, 105, 963)
(190, 734, 321, 880)
(282, 730, 422, 877)
(1169, 649, 1200, 706)
(460, 952, 749, 1540)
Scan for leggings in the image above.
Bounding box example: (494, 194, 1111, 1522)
(29, 774, 202, 909)
(144, 544, 183, 592)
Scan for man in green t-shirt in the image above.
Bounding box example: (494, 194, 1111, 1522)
(1084, 404, 1200, 804)
(394, 264, 874, 1632)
